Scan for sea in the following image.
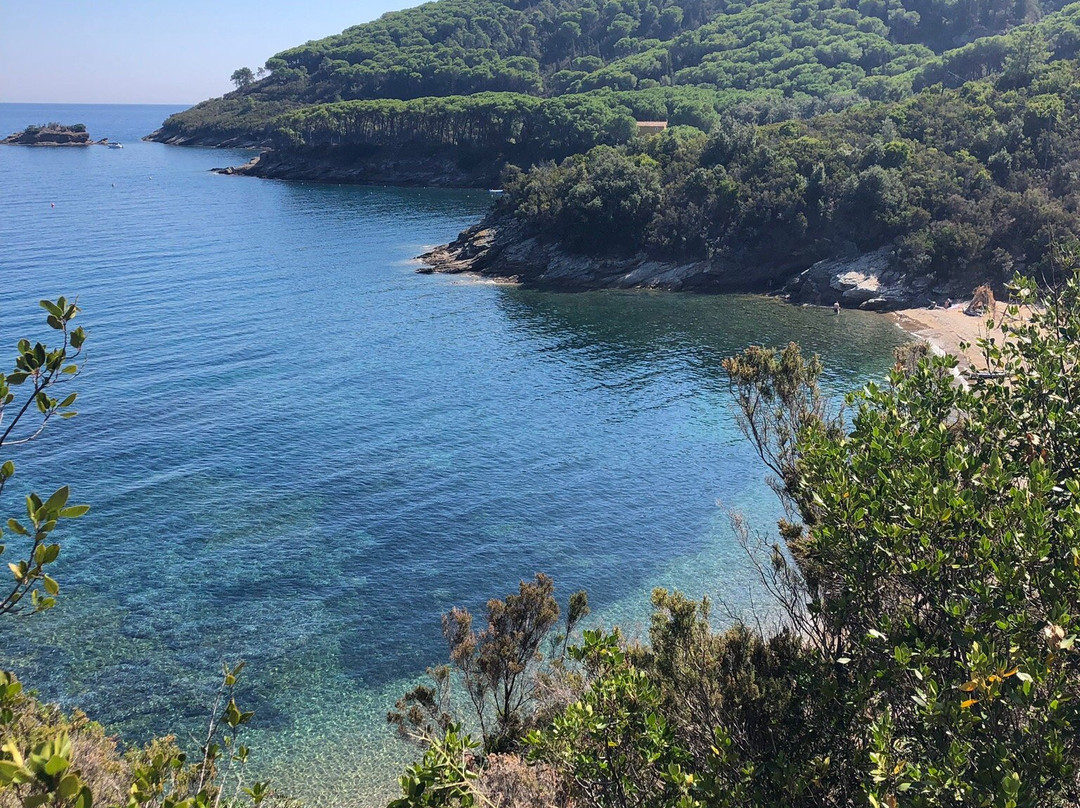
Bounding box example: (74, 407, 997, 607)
(0, 103, 908, 805)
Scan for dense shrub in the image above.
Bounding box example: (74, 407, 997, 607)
(392, 261, 1080, 807)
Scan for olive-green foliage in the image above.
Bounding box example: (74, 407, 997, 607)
(155, 0, 1077, 145)
(270, 90, 643, 161)
(639, 593, 845, 806)
(0, 298, 87, 618)
(525, 629, 698, 808)
(387, 726, 480, 808)
(0, 663, 277, 808)
(231, 68, 255, 90)
(510, 146, 662, 252)
(0, 674, 131, 807)
(387, 578, 588, 807)
(483, 259, 1080, 808)
(505, 59, 1080, 279)
(790, 266, 1080, 806)
(391, 575, 589, 756)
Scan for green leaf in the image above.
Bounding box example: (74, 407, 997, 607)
(59, 504, 89, 519)
(39, 300, 63, 318)
(43, 486, 70, 514)
(56, 772, 81, 799)
(43, 575, 59, 596)
(43, 753, 70, 776)
(0, 759, 29, 785)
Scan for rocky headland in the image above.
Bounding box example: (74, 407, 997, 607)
(2, 123, 113, 146)
(213, 144, 504, 188)
(418, 214, 980, 310)
(145, 128, 267, 148)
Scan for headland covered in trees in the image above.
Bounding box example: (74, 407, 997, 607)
(149, 0, 1080, 305)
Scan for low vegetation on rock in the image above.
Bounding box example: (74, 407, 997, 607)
(2, 124, 93, 146)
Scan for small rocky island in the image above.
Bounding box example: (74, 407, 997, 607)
(2, 123, 113, 146)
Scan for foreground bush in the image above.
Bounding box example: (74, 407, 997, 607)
(393, 259, 1080, 807)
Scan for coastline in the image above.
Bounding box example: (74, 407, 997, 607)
(888, 305, 997, 368)
(418, 229, 1006, 367)
(888, 301, 1039, 369)
(210, 144, 504, 188)
(417, 216, 987, 305)
(211, 151, 1013, 360)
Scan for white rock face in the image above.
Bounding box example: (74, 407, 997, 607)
(789, 246, 924, 309)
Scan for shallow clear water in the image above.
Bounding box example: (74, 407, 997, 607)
(0, 104, 908, 805)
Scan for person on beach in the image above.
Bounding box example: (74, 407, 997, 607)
(945, 297, 952, 309)
(833, 301, 841, 315)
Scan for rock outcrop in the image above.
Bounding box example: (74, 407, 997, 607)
(214, 144, 504, 188)
(780, 247, 938, 310)
(3, 124, 96, 146)
(145, 128, 268, 148)
(419, 219, 723, 291)
(420, 217, 976, 307)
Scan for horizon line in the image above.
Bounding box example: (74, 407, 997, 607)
(0, 101, 196, 107)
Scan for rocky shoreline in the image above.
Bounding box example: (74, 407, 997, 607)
(197, 141, 989, 310)
(144, 128, 268, 148)
(212, 144, 504, 188)
(418, 215, 976, 310)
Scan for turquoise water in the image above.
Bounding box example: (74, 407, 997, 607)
(0, 104, 908, 805)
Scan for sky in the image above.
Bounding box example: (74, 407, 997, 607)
(1, 0, 418, 105)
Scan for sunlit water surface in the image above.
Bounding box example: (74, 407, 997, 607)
(0, 104, 908, 805)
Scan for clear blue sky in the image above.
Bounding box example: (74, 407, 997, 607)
(1, 1, 417, 104)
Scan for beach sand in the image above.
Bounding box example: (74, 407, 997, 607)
(888, 304, 1002, 369)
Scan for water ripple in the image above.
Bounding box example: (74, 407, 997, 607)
(0, 104, 908, 806)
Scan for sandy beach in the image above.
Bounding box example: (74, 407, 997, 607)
(889, 303, 1003, 369)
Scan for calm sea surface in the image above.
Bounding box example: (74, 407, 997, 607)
(0, 103, 907, 805)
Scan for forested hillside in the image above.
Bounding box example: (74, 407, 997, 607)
(495, 56, 1080, 280)
(150, 0, 1073, 146)
(151, 0, 1080, 299)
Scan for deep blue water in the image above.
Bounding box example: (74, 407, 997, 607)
(0, 103, 908, 805)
